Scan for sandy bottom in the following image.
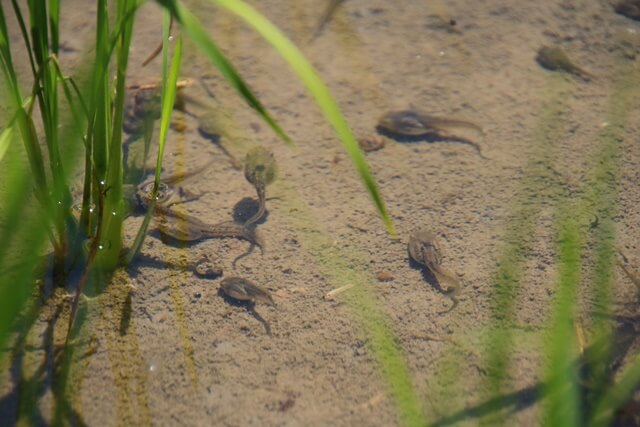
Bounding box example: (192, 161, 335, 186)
(2, 0, 640, 426)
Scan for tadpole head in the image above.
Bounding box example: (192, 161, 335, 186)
(244, 146, 277, 189)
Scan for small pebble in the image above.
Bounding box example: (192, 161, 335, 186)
(194, 256, 223, 277)
(357, 134, 386, 152)
(375, 271, 395, 282)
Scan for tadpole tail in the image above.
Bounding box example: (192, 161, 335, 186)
(245, 227, 266, 253)
(231, 227, 266, 268)
(468, 140, 489, 160)
(431, 118, 484, 134)
(249, 306, 272, 336)
(203, 221, 265, 251)
(438, 296, 459, 314)
(244, 188, 266, 228)
(160, 159, 215, 186)
(444, 134, 488, 160)
(433, 269, 461, 313)
(232, 242, 257, 269)
(433, 268, 461, 298)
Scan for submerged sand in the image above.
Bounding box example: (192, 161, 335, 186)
(2, 0, 640, 425)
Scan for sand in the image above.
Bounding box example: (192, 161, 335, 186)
(2, 0, 640, 425)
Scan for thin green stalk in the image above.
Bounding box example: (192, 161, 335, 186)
(158, 0, 395, 236)
(0, 108, 18, 163)
(213, 0, 395, 236)
(102, 0, 135, 256)
(93, 0, 138, 270)
(584, 64, 640, 427)
(156, 0, 292, 146)
(29, 0, 65, 205)
(10, 0, 38, 78)
(0, 5, 50, 213)
(0, 153, 50, 361)
(542, 216, 581, 426)
(48, 0, 59, 54)
(87, 0, 110, 182)
(479, 77, 572, 426)
(125, 27, 183, 264)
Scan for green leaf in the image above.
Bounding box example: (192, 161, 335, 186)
(125, 24, 183, 265)
(0, 120, 14, 163)
(157, 0, 395, 236)
(212, 0, 395, 236)
(157, 0, 292, 147)
(590, 353, 640, 427)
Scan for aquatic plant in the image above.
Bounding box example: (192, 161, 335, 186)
(0, 0, 392, 347)
(2, 0, 639, 426)
(0, 1, 402, 422)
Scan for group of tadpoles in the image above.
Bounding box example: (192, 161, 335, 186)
(111, 29, 281, 334)
(135, 143, 279, 334)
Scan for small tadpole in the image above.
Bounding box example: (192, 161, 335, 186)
(377, 109, 487, 159)
(408, 228, 462, 312)
(219, 277, 275, 336)
(243, 146, 277, 228)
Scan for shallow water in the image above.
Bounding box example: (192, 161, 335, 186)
(2, 0, 640, 426)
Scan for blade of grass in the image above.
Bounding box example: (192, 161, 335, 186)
(479, 76, 572, 426)
(582, 63, 640, 426)
(155, 0, 292, 147)
(29, 0, 66, 212)
(9, 0, 38, 78)
(0, 5, 49, 207)
(271, 177, 425, 426)
(0, 115, 15, 163)
(48, 0, 59, 54)
(0, 148, 49, 361)
(155, 0, 394, 235)
(538, 56, 639, 427)
(86, 0, 111, 185)
(541, 215, 581, 427)
(197, 0, 396, 236)
(94, 0, 138, 270)
(125, 28, 183, 264)
(590, 353, 640, 426)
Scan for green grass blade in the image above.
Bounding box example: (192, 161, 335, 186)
(155, 0, 395, 236)
(477, 79, 572, 427)
(542, 216, 581, 427)
(156, 0, 292, 147)
(9, 0, 37, 78)
(0, 5, 49, 202)
(0, 147, 49, 361)
(590, 354, 640, 427)
(125, 30, 183, 264)
(49, 59, 89, 129)
(48, 0, 59, 54)
(94, 0, 137, 270)
(583, 63, 640, 427)
(0, 128, 11, 163)
(155, 29, 182, 185)
(209, 0, 396, 237)
(0, 115, 15, 163)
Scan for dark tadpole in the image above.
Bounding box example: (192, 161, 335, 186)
(218, 277, 275, 336)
